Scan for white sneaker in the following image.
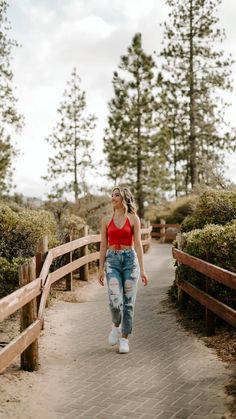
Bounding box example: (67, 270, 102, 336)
(108, 325, 121, 346)
(119, 338, 129, 354)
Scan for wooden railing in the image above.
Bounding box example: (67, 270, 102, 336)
(172, 247, 236, 336)
(0, 225, 152, 374)
(151, 219, 180, 243)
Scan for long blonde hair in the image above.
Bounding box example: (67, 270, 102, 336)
(112, 187, 137, 214)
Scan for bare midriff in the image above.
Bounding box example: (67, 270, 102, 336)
(107, 244, 133, 250)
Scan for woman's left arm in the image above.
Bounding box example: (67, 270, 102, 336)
(133, 215, 148, 286)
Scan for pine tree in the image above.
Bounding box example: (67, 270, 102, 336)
(43, 68, 96, 202)
(104, 33, 169, 217)
(0, 1, 23, 194)
(160, 0, 235, 193)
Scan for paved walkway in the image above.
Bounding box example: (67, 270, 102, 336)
(1, 242, 234, 419)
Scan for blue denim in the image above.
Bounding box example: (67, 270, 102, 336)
(105, 249, 140, 336)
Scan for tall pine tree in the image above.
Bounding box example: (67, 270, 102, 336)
(104, 33, 169, 217)
(159, 0, 235, 193)
(43, 68, 96, 202)
(0, 1, 23, 194)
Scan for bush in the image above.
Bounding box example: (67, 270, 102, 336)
(152, 195, 196, 225)
(0, 206, 57, 260)
(175, 221, 236, 312)
(58, 214, 85, 241)
(0, 257, 26, 297)
(166, 196, 196, 224)
(172, 189, 236, 319)
(0, 205, 58, 297)
(183, 221, 236, 272)
(196, 190, 236, 225)
(0, 204, 18, 234)
(181, 189, 236, 232)
(181, 214, 202, 232)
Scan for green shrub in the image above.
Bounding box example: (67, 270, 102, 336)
(0, 207, 57, 260)
(175, 221, 236, 312)
(152, 195, 196, 225)
(0, 205, 58, 297)
(181, 189, 236, 232)
(181, 215, 202, 232)
(59, 214, 85, 241)
(0, 204, 19, 234)
(183, 221, 236, 272)
(172, 189, 236, 319)
(166, 196, 196, 224)
(0, 257, 26, 297)
(196, 190, 236, 224)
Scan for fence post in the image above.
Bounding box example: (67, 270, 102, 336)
(36, 236, 48, 329)
(79, 225, 89, 281)
(141, 219, 145, 252)
(19, 257, 39, 371)
(147, 220, 151, 252)
(205, 277, 215, 336)
(36, 236, 48, 286)
(36, 236, 48, 267)
(160, 219, 166, 244)
(97, 240, 100, 269)
(176, 232, 186, 250)
(175, 232, 188, 309)
(144, 220, 150, 253)
(65, 234, 73, 291)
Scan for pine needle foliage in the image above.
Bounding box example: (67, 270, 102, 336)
(104, 33, 170, 217)
(0, 1, 23, 194)
(43, 68, 97, 202)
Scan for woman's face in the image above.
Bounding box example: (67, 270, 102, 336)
(111, 189, 123, 210)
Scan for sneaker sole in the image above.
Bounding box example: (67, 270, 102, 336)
(119, 349, 129, 354)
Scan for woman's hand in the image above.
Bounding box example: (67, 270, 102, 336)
(98, 271, 105, 286)
(141, 271, 148, 286)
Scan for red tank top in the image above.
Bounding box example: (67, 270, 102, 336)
(107, 216, 133, 248)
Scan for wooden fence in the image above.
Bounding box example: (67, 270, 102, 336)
(172, 247, 236, 336)
(0, 225, 152, 374)
(151, 219, 180, 243)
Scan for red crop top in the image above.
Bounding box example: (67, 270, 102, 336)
(107, 217, 133, 248)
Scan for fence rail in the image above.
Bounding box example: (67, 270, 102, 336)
(151, 220, 180, 243)
(0, 225, 152, 374)
(172, 247, 236, 335)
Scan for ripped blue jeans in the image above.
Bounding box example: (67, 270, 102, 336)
(105, 249, 140, 336)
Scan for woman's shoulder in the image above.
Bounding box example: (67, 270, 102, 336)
(101, 214, 113, 227)
(127, 213, 140, 226)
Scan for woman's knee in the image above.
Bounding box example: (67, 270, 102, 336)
(124, 279, 136, 299)
(108, 277, 122, 308)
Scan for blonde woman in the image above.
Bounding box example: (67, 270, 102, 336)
(98, 187, 148, 353)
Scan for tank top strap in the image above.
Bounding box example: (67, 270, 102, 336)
(107, 216, 114, 228)
(126, 215, 132, 228)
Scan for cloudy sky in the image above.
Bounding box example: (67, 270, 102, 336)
(7, 0, 236, 199)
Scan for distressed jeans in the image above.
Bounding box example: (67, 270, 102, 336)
(105, 249, 140, 336)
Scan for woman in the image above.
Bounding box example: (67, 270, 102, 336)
(98, 186, 148, 354)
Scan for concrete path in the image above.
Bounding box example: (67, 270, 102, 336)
(1, 242, 234, 419)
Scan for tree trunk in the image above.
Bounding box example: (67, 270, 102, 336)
(172, 125, 178, 198)
(189, 0, 198, 189)
(74, 101, 79, 202)
(136, 63, 144, 219)
(137, 146, 144, 218)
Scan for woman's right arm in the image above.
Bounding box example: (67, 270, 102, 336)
(98, 217, 108, 286)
